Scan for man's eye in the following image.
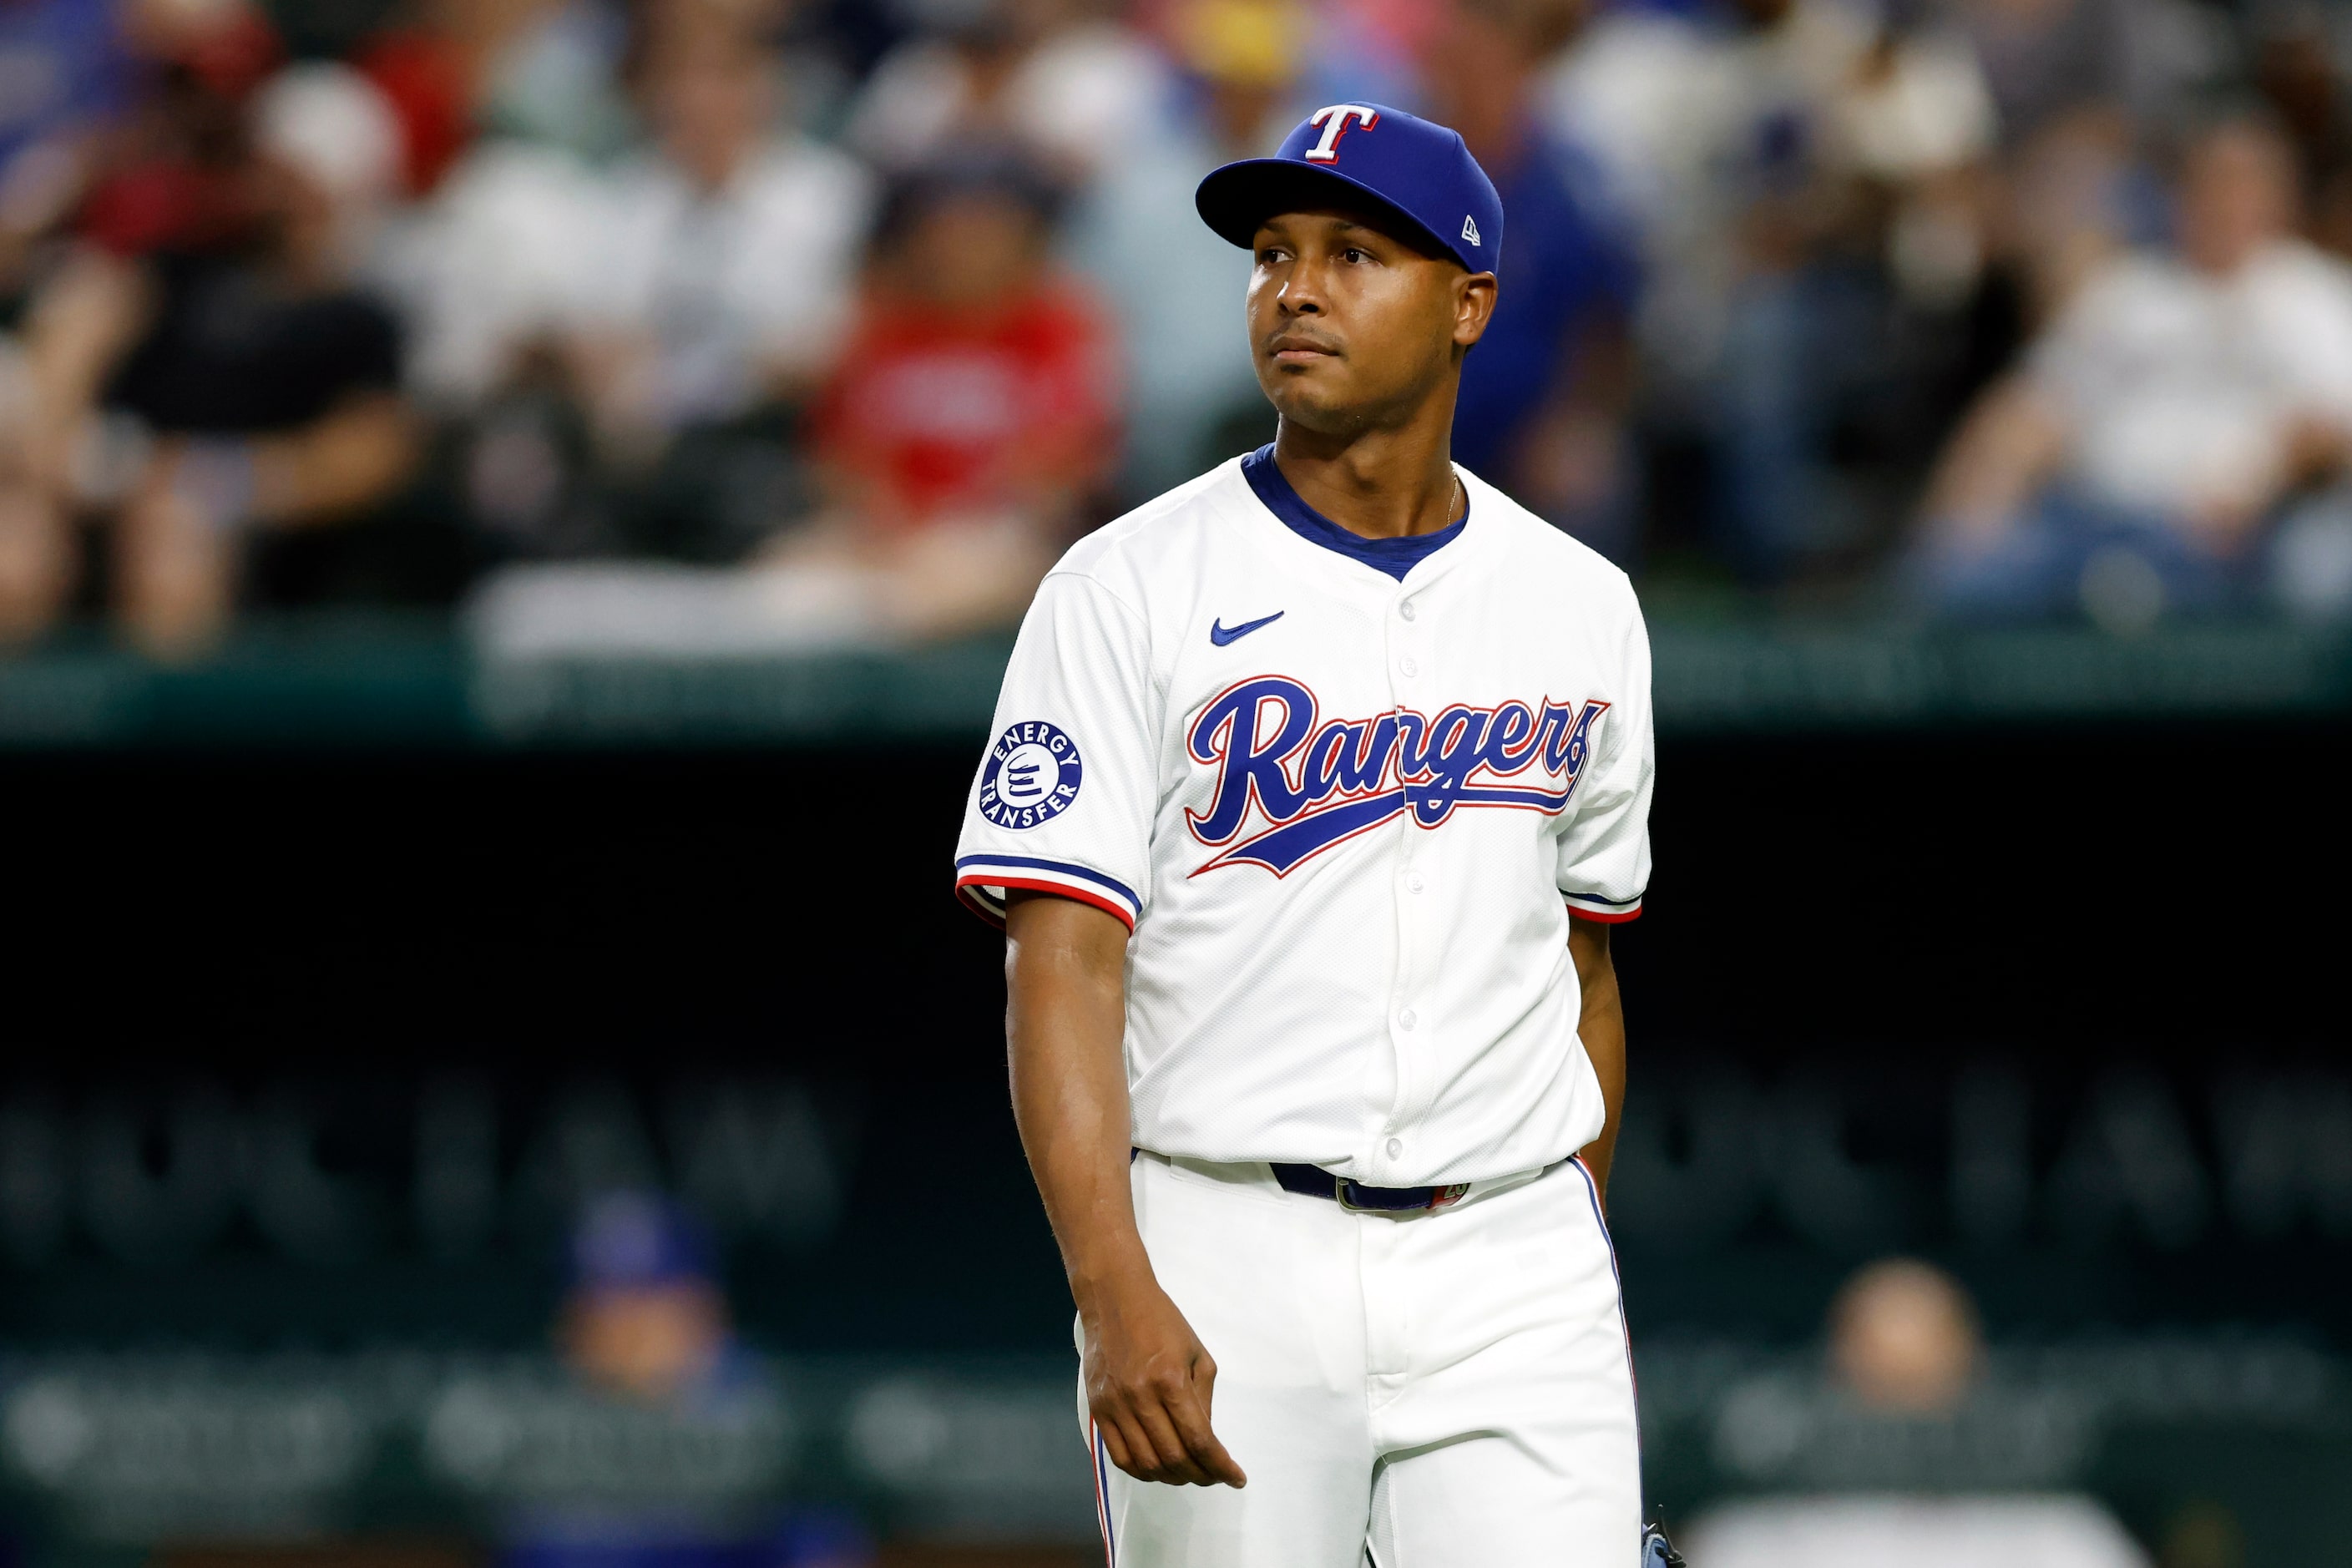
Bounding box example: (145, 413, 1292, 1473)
(1343, 247, 1371, 263)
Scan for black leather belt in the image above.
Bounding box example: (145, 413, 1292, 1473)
(1271, 1162, 1470, 1211)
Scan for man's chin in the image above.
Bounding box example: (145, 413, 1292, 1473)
(1260, 381, 1363, 434)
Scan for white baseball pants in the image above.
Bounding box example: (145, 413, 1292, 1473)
(1078, 1151, 1641, 1567)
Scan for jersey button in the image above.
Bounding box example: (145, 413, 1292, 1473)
(1399, 655, 1420, 677)
(1386, 1138, 1404, 1159)
(1399, 1009, 1418, 1030)
(1399, 600, 1417, 621)
(1406, 872, 1425, 893)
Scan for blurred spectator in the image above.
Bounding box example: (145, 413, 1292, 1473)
(0, 0, 133, 291)
(1540, 0, 1713, 260)
(353, 6, 478, 200)
(1680, 0, 1879, 581)
(1914, 114, 2352, 625)
(1689, 1258, 2152, 1568)
(469, 152, 1107, 655)
(1947, 0, 2135, 152)
(563, 1189, 738, 1404)
(0, 0, 135, 640)
(7, 0, 2348, 646)
(1423, 0, 1641, 562)
(596, 13, 870, 423)
(357, 0, 637, 193)
(1299, 0, 1442, 109)
(1827, 1254, 1982, 1410)
(1546, 0, 1905, 581)
(386, 134, 604, 418)
(0, 0, 289, 645)
(4, 60, 419, 653)
(1995, 112, 2140, 325)
(1835, 9, 1999, 312)
(568, 8, 873, 562)
(502, 1191, 872, 1568)
(73, 0, 282, 260)
(845, 0, 1168, 187)
(2250, 4, 2352, 261)
(1692, 1493, 2152, 1568)
(1068, 0, 1304, 498)
(792, 155, 1113, 633)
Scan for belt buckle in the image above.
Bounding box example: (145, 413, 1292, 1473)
(1336, 1175, 1458, 1212)
(1336, 1177, 1471, 1213)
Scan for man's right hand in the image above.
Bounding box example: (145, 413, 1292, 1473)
(1079, 1267, 1248, 1488)
(1003, 890, 1246, 1490)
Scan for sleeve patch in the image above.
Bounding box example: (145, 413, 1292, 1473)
(978, 721, 1085, 830)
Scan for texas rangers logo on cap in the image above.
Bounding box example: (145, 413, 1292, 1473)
(1302, 104, 1378, 163)
(1195, 102, 1504, 273)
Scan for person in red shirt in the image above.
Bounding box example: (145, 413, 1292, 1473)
(791, 157, 1117, 636)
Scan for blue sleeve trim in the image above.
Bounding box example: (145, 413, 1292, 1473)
(1561, 888, 1643, 907)
(954, 854, 1141, 909)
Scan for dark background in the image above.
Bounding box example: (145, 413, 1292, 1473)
(8, 719, 2344, 1354)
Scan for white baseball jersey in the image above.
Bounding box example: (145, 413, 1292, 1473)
(953, 448, 1653, 1188)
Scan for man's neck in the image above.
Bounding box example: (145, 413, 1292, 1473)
(1272, 417, 1463, 541)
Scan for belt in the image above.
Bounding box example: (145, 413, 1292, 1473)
(1271, 1162, 1471, 1212)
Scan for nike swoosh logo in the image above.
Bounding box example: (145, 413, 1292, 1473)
(1209, 611, 1285, 646)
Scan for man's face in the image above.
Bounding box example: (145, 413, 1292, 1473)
(902, 190, 1044, 309)
(2178, 125, 2294, 278)
(1247, 209, 1495, 437)
(564, 1281, 728, 1404)
(650, 50, 768, 190)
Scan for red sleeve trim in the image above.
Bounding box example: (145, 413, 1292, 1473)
(1565, 903, 1643, 924)
(954, 884, 1008, 930)
(955, 875, 1137, 933)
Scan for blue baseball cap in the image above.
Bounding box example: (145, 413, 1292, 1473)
(1196, 104, 1503, 273)
(569, 1190, 716, 1290)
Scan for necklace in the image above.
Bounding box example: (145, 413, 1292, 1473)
(1449, 473, 1464, 524)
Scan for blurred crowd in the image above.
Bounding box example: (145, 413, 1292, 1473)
(8, 0, 2352, 654)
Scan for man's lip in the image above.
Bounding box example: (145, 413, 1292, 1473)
(1268, 337, 1339, 359)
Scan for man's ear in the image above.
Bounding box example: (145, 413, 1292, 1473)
(1454, 271, 1499, 349)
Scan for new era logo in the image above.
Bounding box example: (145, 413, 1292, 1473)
(1462, 215, 1481, 246)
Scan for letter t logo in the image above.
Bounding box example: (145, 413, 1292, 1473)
(1303, 104, 1379, 163)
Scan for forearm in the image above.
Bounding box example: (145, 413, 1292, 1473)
(1004, 892, 1152, 1306)
(23, 247, 151, 488)
(250, 397, 418, 525)
(1921, 377, 2069, 541)
(1570, 917, 1626, 1202)
(1004, 889, 1244, 1487)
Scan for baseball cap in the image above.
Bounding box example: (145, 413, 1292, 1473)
(1196, 104, 1503, 273)
(569, 1190, 716, 1291)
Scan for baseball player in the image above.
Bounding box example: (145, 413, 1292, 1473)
(953, 104, 1654, 1565)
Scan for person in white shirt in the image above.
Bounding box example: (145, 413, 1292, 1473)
(488, 17, 873, 564)
(1915, 114, 2352, 621)
(1688, 1259, 2152, 1568)
(846, 0, 1170, 189)
(588, 24, 874, 444)
(953, 104, 1655, 1565)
